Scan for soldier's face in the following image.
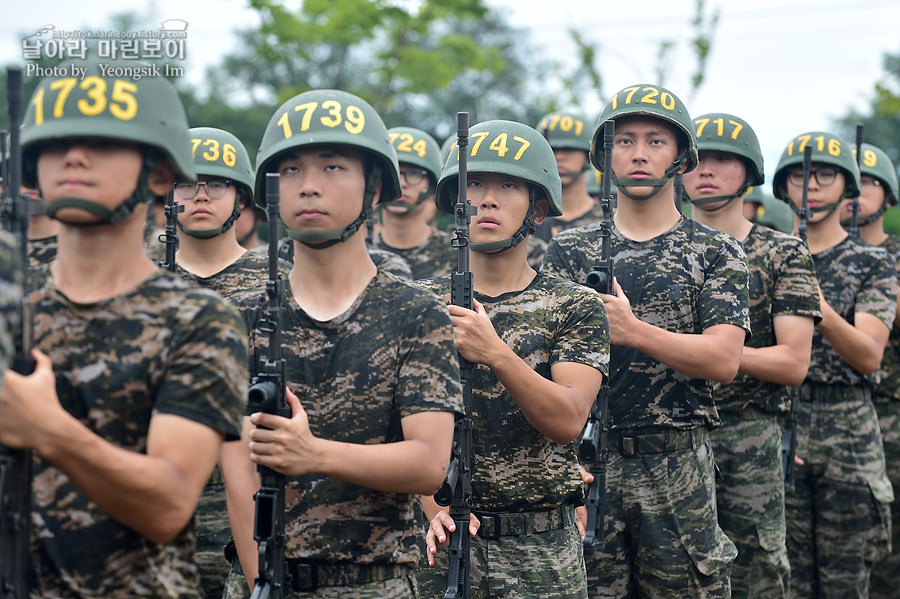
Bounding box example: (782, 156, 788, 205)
(785, 162, 846, 224)
(841, 175, 885, 220)
(682, 150, 748, 211)
(234, 200, 259, 245)
(385, 161, 431, 215)
(176, 174, 239, 231)
(467, 173, 536, 244)
(611, 116, 681, 189)
(36, 138, 145, 224)
(552, 148, 588, 187)
(274, 144, 374, 233)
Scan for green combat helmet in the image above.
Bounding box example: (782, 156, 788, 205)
(255, 89, 400, 248)
(688, 112, 764, 210)
(180, 127, 254, 239)
(591, 83, 698, 201)
(772, 131, 861, 220)
(536, 110, 594, 185)
(749, 186, 795, 234)
(21, 59, 195, 226)
(846, 143, 899, 227)
(440, 134, 457, 165)
(382, 126, 442, 213)
(436, 119, 562, 253)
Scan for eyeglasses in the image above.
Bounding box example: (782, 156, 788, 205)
(174, 179, 234, 199)
(399, 168, 428, 186)
(787, 167, 838, 187)
(861, 176, 882, 187)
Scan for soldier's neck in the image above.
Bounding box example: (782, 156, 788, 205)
(860, 219, 888, 246)
(470, 243, 536, 298)
(613, 192, 682, 242)
(379, 208, 431, 249)
(559, 183, 595, 222)
(176, 233, 246, 278)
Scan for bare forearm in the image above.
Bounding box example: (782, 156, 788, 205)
(818, 305, 885, 375)
(221, 432, 260, 590)
(38, 415, 214, 543)
(487, 346, 596, 444)
(627, 320, 743, 383)
(739, 345, 809, 387)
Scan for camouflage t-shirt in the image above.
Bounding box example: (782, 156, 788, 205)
(143, 224, 167, 263)
(807, 236, 897, 386)
(874, 234, 900, 402)
(533, 201, 605, 243)
(28, 234, 57, 269)
(29, 271, 249, 598)
(544, 216, 750, 431)
(171, 249, 292, 303)
(372, 228, 456, 280)
(236, 269, 463, 566)
(0, 230, 22, 383)
(715, 224, 821, 413)
(416, 272, 609, 512)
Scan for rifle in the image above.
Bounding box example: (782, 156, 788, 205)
(782, 145, 812, 494)
(0, 66, 35, 599)
(849, 124, 863, 239)
(434, 112, 475, 599)
(580, 119, 615, 551)
(158, 189, 182, 272)
(247, 174, 290, 599)
(674, 172, 684, 214)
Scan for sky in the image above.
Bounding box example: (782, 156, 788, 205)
(1, 0, 898, 193)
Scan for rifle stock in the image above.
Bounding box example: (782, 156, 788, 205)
(248, 174, 289, 599)
(435, 112, 475, 599)
(0, 65, 34, 599)
(580, 120, 615, 551)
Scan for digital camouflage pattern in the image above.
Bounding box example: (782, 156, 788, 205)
(27, 234, 57, 269)
(275, 236, 414, 280)
(527, 235, 547, 270)
(785, 237, 896, 598)
(716, 224, 821, 413)
(533, 201, 605, 243)
(144, 224, 166, 263)
(371, 228, 456, 280)
(711, 411, 789, 599)
(223, 564, 421, 599)
(169, 249, 289, 599)
(807, 237, 897, 385)
(418, 518, 588, 599)
(710, 224, 819, 599)
(544, 216, 751, 430)
(544, 216, 748, 599)
(868, 233, 900, 599)
(28, 270, 248, 598)
(235, 269, 463, 568)
(787, 386, 893, 598)
(0, 229, 22, 384)
(416, 272, 609, 511)
(414, 272, 607, 599)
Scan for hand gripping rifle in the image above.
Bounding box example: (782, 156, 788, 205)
(158, 189, 183, 273)
(247, 174, 290, 599)
(434, 112, 475, 599)
(579, 120, 615, 551)
(782, 145, 812, 494)
(0, 66, 35, 599)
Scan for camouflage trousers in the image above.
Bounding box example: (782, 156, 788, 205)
(196, 478, 232, 598)
(785, 385, 893, 599)
(869, 399, 900, 599)
(415, 504, 587, 599)
(222, 558, 420, 599)
(711, 408, 790, 599)
(584, 427, 736, 599)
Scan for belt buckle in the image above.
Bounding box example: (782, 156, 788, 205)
(621, 436, 636, 456)
(290, 561, 318, 592)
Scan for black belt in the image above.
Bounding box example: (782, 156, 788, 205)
(609, 427, 708, 456)
(229, 555, 409, 591)
(473, 503, 575, 539)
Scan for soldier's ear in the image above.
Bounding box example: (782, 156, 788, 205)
(533, 197, 550, 225)
(147, 159, 176, 197)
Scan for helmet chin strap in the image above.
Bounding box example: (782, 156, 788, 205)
(789, 198, 842, 220)
(611, 149, 688, 201)
(375, 184, 433, 215)
(560, 162, 591, 187)
(470, 188, 538, 254)
(44, 154, 158, 227)
(179, 198, 241, 239)
(687, 181, 750, 213)
(287, 163, 382, 250)
(840, 201, 885, 228)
